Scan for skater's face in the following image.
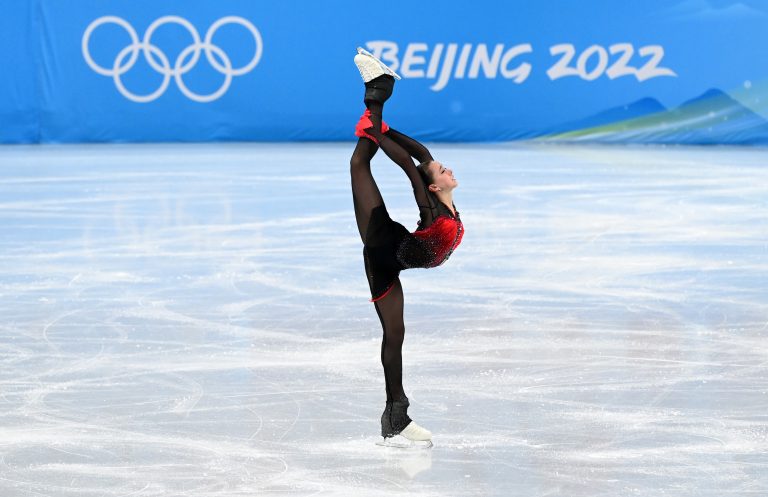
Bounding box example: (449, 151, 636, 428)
(427, 161, 458, 192)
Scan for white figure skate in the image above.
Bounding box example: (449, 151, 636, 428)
(354, 46, 401, 83)
(376, 421, 433, 449)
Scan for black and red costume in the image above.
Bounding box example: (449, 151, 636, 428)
(364, 198, 464, 302)
(350, 104, 465, 437)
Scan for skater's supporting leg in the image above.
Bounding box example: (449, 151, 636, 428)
(374, 278, 413, 435)
(374, 278, 406, 403)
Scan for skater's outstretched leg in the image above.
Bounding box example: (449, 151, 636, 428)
(354, 47, 397, 133)
(350, 137, 383, 244)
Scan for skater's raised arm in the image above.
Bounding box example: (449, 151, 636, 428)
(385, 128, 434, 164)
(365, 126, 439, 227)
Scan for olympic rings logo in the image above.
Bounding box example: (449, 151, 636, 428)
(82, 15, 262, 103)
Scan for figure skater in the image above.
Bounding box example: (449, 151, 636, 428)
(350, 48, 464, 448)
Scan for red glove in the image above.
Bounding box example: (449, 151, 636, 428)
(355, 109, 390, 144)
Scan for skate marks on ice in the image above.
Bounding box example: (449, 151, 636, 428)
(0, 143, 767, 496)
(376, 436, 433, 449)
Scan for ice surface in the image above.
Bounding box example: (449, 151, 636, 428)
(0, 142, 766, 496)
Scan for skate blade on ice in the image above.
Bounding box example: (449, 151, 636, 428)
(376, 435, 433, 449)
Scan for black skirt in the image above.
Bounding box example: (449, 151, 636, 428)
(363, 205, 431, 301)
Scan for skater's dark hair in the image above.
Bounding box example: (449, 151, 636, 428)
(416, 161, 436, 186)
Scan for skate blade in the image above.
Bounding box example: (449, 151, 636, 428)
(376, 435, 433, 449)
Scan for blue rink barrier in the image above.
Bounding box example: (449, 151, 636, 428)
(2, 0, 768, 144)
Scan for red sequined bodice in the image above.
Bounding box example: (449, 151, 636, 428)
(412, 213, 464, 267)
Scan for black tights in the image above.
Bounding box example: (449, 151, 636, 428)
(374, 279, 406, 403)
(350, 137, 383, 244)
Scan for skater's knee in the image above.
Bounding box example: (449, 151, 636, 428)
(383, 325, 405, 349)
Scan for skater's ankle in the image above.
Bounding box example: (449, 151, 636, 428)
(365, 100, 383, 114)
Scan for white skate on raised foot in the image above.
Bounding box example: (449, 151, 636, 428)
(376, 421, 433, 449)
(354, 46, 402, 82)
